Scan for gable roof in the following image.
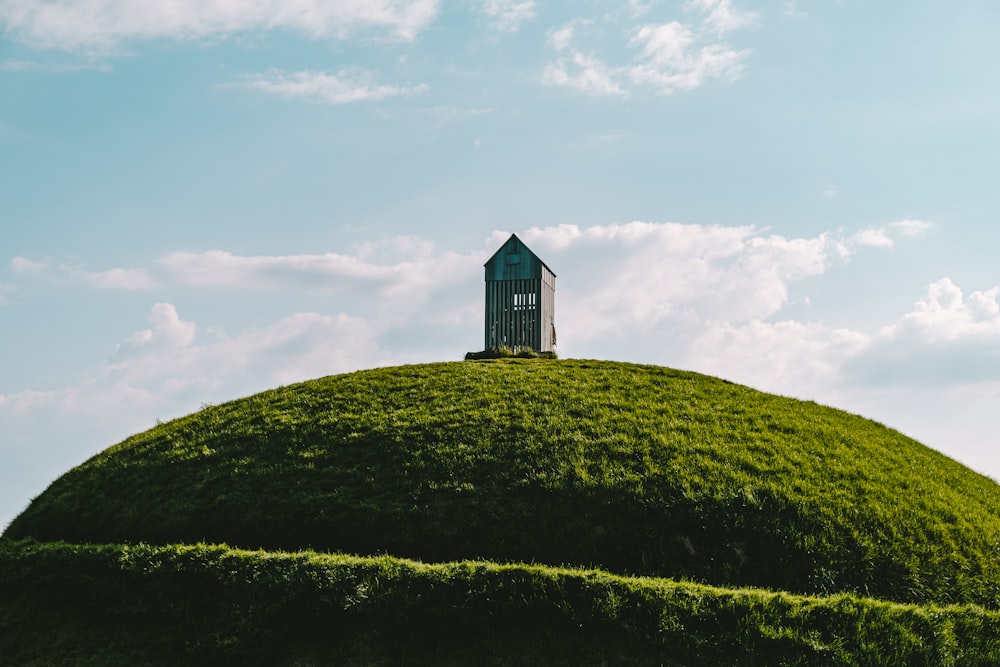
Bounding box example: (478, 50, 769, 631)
(483, 233, 556, 281)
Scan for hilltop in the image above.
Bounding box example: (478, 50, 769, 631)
(3, 359, 1000, 664)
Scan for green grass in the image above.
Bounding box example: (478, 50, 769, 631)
(465, 346, 558, 359)
(4, 359, 1000, 663)
(3, 539, 1000, 666)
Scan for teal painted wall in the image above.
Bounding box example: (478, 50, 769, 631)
(483, 235, 556, 352)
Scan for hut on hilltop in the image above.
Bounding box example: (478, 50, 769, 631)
(484, 234, 556, 353)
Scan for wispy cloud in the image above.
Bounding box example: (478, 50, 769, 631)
(890, 219, 933, 238)
(11, 257, 156, 289)
(624, 0, 655, 18)
(542, 20, 627, 97)
(158, 244, 479, 306)
(0, 0, 441, 54)
(783, 2, 807, 19)
(851, 219, 932, 249)
(478, 0, 536, 31)
(542, 1, 755, 97)
(685, 0, 759, 35)
(10, 239, 483, 307)
(238, 69, 428, 105)
(0, 283, 15, 305)
(542, 51, 626, 97)
(628, 21, 748, 94)
(585, 130, 631, 144)
(0, 59, 111, 72)
(84, 267, 157, 289)
(10, 257, 50, 275)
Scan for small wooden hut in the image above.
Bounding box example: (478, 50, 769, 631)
(484, 234, 556, 353)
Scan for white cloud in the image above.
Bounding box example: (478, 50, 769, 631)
(628, 21, 748, 94)
(851, 219, 932, 249)
(107, 308, 383, 394)
(630, 21, 698, 69)
(835, 278, 1000, 388)
(685, 0, 759, 35)
(542, 8, 753, 97)
(851, 228, 895, 249)
(542, 20, 626, 97)
(0, 0, 441, 54)
(158, 244, 480, 308)
(624, 0, 655, 18)
(117, 303, 197, 357)
(542, 21, 626, 97)
(239, 69, 428, 105)
(85, 267, 158, 289)
(686, 319, 868, 394)
(542, 51, 626, 97)
(43, 263, 156, 289)
(889, 219, 932, 238)
(520, 222, 846, 340)
(8, 237, 482, 316)
(160, 249, 378, 287)
(880, 278, 1000, 344)
(10, 256, 50, 275)
(10, 256, 155, 289)
(546, 22, 578, 52)
(478, 0, 536, 31)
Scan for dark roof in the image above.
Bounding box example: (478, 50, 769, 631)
(483, 233, 556, 281)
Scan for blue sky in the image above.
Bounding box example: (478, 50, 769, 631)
(3, 0, 1000, 528)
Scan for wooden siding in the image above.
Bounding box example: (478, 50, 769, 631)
(484, 234, 555, 352)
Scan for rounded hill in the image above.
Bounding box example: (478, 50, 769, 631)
(7, 359, 1000, 607)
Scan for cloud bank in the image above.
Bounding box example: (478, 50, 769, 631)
(7, 218, 978, 422)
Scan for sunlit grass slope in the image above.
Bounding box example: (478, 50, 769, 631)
(7, 359, 1000, 608)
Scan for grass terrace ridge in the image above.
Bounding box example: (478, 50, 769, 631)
(3, 359, 1000, 664)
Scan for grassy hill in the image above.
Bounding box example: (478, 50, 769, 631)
(3, 359, 1000, 664)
